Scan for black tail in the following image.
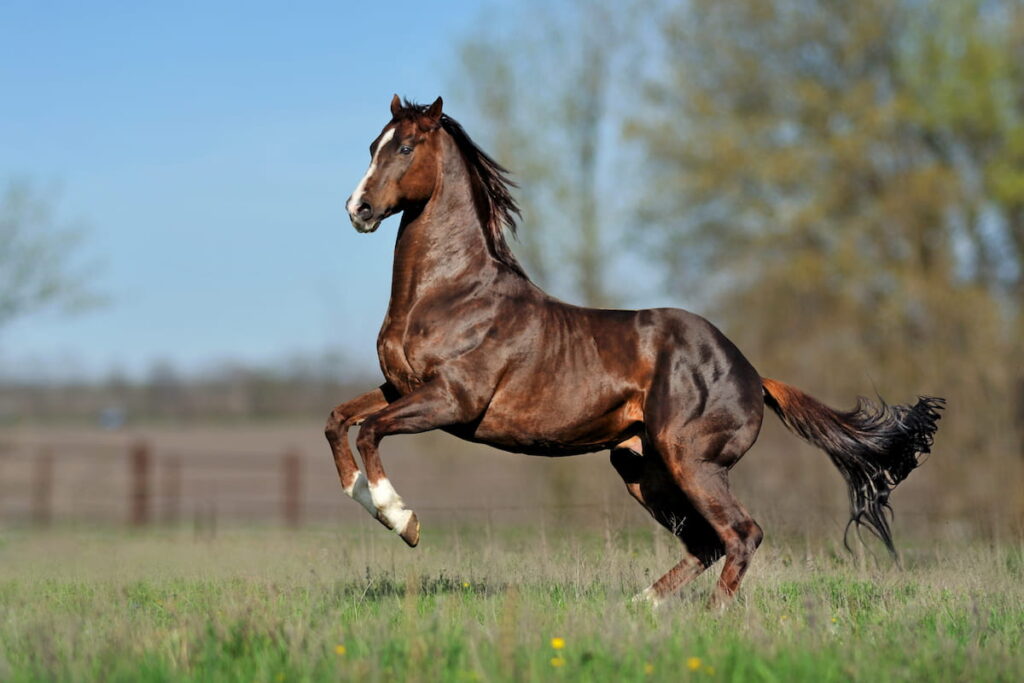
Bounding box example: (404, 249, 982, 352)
(761, 378, 945, 558)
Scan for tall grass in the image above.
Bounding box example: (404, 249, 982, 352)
(0, 525, 1020, 682)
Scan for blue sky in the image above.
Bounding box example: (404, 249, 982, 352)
(0, 1, 495, 380)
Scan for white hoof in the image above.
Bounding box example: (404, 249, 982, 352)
(369, 478, 414, 532)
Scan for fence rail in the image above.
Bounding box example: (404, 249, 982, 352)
(0, 437, 1017, 536)
(0, 439, 310, 528)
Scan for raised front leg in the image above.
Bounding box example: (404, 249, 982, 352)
(355, 377, 487, 547)
(324, 386, 393, 518)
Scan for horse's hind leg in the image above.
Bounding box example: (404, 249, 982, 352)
(651, 421, 764, 607)
(611, 441, 724, 606)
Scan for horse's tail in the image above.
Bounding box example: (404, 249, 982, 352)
(761, 377, 944, 558)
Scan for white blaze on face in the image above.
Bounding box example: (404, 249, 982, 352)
(368, 477, 414, 533)
(343, 471, 377, 516)
(347, 127, 396, 217)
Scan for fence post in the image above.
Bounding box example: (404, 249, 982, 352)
(32, 447, 54, 527)
(129, 441, 151, 527)
(160, 455, 182, 525)
(282, 449, 301, 528)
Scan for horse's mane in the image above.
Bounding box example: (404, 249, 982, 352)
(393, 100, 524, 276)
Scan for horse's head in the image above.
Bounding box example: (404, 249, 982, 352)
(346, 95, 444, 233)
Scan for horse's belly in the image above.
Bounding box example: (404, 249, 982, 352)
(463, 389, 644, 455)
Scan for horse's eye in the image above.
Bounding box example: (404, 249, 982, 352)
(399, 145, 413, 155)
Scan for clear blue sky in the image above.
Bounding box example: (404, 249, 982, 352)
(0, 1, 496, 380)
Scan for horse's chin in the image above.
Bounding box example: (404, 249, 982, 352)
(351, 217, 382, 234)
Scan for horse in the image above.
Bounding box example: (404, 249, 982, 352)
(324, 95, 944, 606)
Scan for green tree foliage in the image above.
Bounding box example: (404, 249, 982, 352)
(627, 0, 1022, 514)
(902, 0, 1024, 299)
(455, 0, 1023, 517)
(453, 1, 639, 306)
(0, 180, 99, 330)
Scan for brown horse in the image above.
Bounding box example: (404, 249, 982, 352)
(325, 95, 944, 606)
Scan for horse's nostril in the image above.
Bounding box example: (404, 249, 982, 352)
(357, 202, 373, 220)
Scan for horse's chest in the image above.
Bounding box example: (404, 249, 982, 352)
(377, 300, 489, 392)
(377, 313, 419, 392)
(376, 311, 442, 392)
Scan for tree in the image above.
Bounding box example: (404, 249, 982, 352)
(453, 0, 640, 307)
(446, 0, 1022, 521)
(630, 1, 1006, 369)
(0, 180, 99, 330)
(900, 0, 1024, 303)
(629, 0, 1022, 515)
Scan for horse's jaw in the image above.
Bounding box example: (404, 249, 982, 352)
(350, 214, 382, 233)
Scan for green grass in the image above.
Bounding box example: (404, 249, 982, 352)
(0, 525, 1021, 682)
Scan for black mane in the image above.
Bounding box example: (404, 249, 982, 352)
(393, 100, 524, 276)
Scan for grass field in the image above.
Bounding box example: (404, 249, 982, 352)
(0, 525, 1021, 682)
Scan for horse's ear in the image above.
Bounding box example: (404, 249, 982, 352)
(390, 94, 402, 118)
(425, 96, 443, 123)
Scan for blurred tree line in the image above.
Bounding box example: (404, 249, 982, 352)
(455, 0, 1023, 515)
(0, 182, 371, 425)
(0, 353, 368, 425)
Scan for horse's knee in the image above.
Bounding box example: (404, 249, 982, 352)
(324, 407, 347, 441)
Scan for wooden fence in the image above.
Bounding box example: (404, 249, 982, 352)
(0, 435, 1014, 537)
(1, 440, 314, 528)
(0, 437, 639, 530)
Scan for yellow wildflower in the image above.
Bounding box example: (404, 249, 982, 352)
(644, 662, 655, 675)
(550, 656, 566, 668)
(463, 582, 470, 588)
(334, 644, 347, 656)
(550, 637, 565, 650)
(687, 657, 702, 671)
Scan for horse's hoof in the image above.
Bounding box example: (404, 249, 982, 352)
(708, 591, 734, 612)
(399, 512, 420, 547)
(632, 586, 662, 608)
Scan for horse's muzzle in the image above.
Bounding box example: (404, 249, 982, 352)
(347, 196, 382, 233)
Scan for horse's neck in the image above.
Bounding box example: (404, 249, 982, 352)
(388, 141, 497, 311)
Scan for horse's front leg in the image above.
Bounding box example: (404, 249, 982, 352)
(355, 377, 484, 547)
(324, 386, 394, 517)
